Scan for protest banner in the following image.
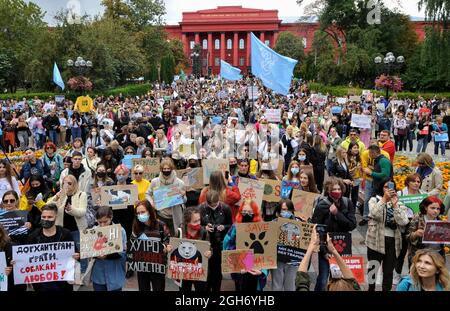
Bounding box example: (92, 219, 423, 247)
(126, 237, 166, 274)
(122, 155, 141, 170)
(350, 114, 371, 129)
(331, 106, 342, 114)
(132, 158, 160, 181)
(261, 179, 282, 202)
(80, 224, 123, 259)
(153, 185, 184, 210)
(0, 210, 28, 236)
(176, 167, 204, 190)
(238, 177, 265, 207)
(311, 94, 327, 105)
(248, 86, 259, 100)
(336, 97, 348, 104)
(236, 222, 277, 270)
(265, 109, 281, 123)
(178, 143, 197, 158)
(291, 189, 320, 221)
(423, 221, 450, 244)
(329, 256, 365, 284)
(12, 242, 75, 285)
(329, 232, 352, 256)
(203, 159, 229, 184)
(349, 95, 361, 103)
(221, 250, 254, 273)
(55, 95, 65, 104)
(167, 238, 210, 281)
(276, 218, 312, 264)
(280, 180, 300, 199)
(99, 184, 138, 210)
(399, 194, 428, 214)
(376, 103, 386, 111)
(0, 252, 7, 291)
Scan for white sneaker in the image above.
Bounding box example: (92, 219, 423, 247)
(393, 272, 402, 285)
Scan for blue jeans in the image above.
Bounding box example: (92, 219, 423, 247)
(434, 141, 446, 156)
(49, 130, 58, 144)
(363, 179, 373, 220)
(36, 133, 46, 149)
(326, 158, 334, 176)
(71, 127, 82, 141)
(93, 283, 122, 291)
(314, 251, 330, 291)
(70, 230, 87, 273)
(416, 137, 428, 153)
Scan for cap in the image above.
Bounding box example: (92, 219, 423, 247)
(188, 154, 198, 160)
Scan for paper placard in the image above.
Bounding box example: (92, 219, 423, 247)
(423, 221, 450, 244)
(176, 167, 204, 190)
(350, 114, 371, 129)
(126, 238, 166, 274)
(280, 180, 300, 199)
(276, 218, 309, 264)
(99, 184, 138, 210)
(153, 185, 184, 210)
(80, 224, 123, 259)
(329, 256, 364, 284)
(238, 177, 265, 207)
(311, 94, 327, 105)
(292, 190, 320, 221)
(122, 155, 141, 170)
(167, 238, 210, 281)
(336, 97, 347, 104)
(221, 250, 254, 273)
(329, 232, 352, 256)
(331, 106, 342, 114)
(349, 95, 361, 103)
(203, 159, 229, 184)
(261, 179, 282, 203)
(236, 222, 278, 270)
(265, 109, 281, 123)
(376, 103, 386, 111)
(0, 210, 28, 236)
(12, 242, 75, 284)
(132, 158, 160, 181)
(0, 252, 7, 291)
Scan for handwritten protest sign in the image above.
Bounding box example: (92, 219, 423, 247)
(336, 97, 347, 104)
(276, 218, 311, 264)
(0, 210, 28, 236)
(261, 179, 282, 202)
(100, 184, 138, 210)
(399, 194, 428, 214)
(12, 242, 75, 284)
(0, 252, 7, 291)
(132, 158, 160, 181)
(329, 256, 365, 284)
(153, 185, 184, 210)
(349, 95, 361, 103)
(221, 250, 254, 273)
(122, 155, 141, 170)
(203, 159, 229, 184)
(176, 167, 204, 190)
(126, 238, 166, 274)
(167, 238, 210, 281)
(423, 221, 450, 244)
(291, 190, 320, 221)
(280, 180, 300, 199)
(265, 109, 281, 123)
(329, 232, 352, 256)
(311, 94, 328, 105)
(236, 222, 277, 270)
(350, 114, 371, 129)
(376, 103, 386, 111)
(238, 178, 265, 207)
(80, 224, 123, 259)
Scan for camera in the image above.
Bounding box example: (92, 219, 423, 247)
(316, 224, 328, 246)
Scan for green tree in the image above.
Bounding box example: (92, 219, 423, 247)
(274, 31, 305, 77)
(128, 0, 166, 29)
(160, 54, 176, 83)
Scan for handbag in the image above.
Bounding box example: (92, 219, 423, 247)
(434, 133, 449, 142)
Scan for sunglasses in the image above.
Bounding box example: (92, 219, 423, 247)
(241, 212, 254, 216)
(134, 172, 143, 175)
(3, 199, 16, 204)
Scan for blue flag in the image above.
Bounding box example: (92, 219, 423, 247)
(250, 32, 297, 95)
(220, 60, 242, 81)
(53, 62, 65, 91)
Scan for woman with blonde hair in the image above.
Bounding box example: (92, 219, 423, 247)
(131, 164, 151, 201)
(397, 249, 450, 291)
(415, 153, 443, 196)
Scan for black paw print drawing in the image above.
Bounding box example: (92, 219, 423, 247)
(245, 232, 269, 254)
(333, 240, 346, 253)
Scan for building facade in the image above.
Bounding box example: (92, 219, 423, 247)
(165, 6, 430, 75)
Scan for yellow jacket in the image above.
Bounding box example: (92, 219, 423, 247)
(249, 159, 258, 176)
(19, 195, 48, 212)
(361, 149, 390, 181)
(74, 95, 94, 113)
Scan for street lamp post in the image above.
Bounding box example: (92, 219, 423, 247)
(374, 52, 405, 98)
(190, 51, 200, 78)
(67, 56, 93, 76)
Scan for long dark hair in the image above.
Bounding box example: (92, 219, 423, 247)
(346, 141, 361, 163)
(132, 200, 158, 234)
(0, 224, 11, 250)
(0, 159, 15, 191)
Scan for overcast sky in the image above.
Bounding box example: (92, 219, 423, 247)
(28, 0, 425, 25)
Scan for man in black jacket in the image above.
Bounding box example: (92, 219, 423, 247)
(42, 110, 60, 144)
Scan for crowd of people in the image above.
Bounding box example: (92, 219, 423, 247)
(0, 76, 449, 292)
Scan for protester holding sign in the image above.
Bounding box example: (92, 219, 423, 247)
(2, 191, 32, 245)
(415, 153, 443, 197)
(131, 164, 151, 201)
(91, 206, 127, 291)
(112, 164, 135, 239)
(312, 177, 356, 291)
(432, 116, 448, 156)
(131, 200, 171, 291)
(281, 161, 302, 200)
(19, 175, 52, 229)
(407, 196, 446, 265)
(0, 224, 20, 291)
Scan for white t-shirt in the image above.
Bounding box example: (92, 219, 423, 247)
(0, 177, 21, 199)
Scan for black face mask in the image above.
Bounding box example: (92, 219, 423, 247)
(241, 214, 254, 223)
(229, 164, 237, 170)
(40, 219, 55, 229)
(162, 170, 171, 177)
(238, 172, 248, 177)
(96, 172, 107, 178)
(189, 162, 197, 168)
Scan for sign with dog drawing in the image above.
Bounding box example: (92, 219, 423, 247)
(167, 238, 210, 281)
(221, 250, 254, 273)
(80, 224, 123, 259)
(276, 218, 309, 264)
(100, 185, 138, 210)
(236, 222, 277, 270)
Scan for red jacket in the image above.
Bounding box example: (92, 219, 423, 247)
(380, 140, 395, 162)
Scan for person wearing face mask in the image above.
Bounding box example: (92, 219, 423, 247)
(223, 199, 268, 292)
(19, 175, 52, 229)
(146, 158, 186, 236)
(25, 203, 80, 291)
(281, 161, 302, 200)
(256, 161, 280, 221)
(311, 177, 357, 291)
(131, 200, 171, 291)
(182, 155, 202, 208)
(85, 127, 105, 149)
(91, 164, 115, 205)
(415, 153, 443, 197)
(229, 157, 238, 177)
(199, 190, 232, 291)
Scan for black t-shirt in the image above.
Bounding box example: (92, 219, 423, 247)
(63, 196, 78, 232)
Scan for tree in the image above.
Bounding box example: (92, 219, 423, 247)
(128, 0, 166, 29)
(274, 31, 305, 77)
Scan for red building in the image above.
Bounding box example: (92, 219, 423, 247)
(165, 6, 430, 75)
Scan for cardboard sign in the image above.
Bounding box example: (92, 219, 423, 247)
(178, 143, 197, 158)
(203, 159, 229, 184)
(153, 185, 184, 210)
(349, 95, 361, 103)
(265, 109, 281, 123)
(376, 103, 386, 111)
(0, 252, 7, 291)
(350, 114, 371, 129)
(336, 97, 347, 104)
(280, 180, 300, 199)
(276, 218, 312, 264)
(126, 238, 166, 274)
(12, 242, 75, 284)
(291, 190, 320, 221)
(311, 94, 327, 105)
(80, 224, 123, 259)
(176, 167, 204, 190)
(132, 158, 160, 181)
(261, 179, 282, 202)
(238, 177, 265, 207)
(55, 95, 65, 104)
(167, 238, 210, 281)
(423, 221, 450, 244)
(399, 194, 428, 214)
(122, 155, 141, 170)
(329, 232, 352, 256)
(0, 210, 28, 236)
(99, 184, 138, 210)
(236, 222, 278, 270)
(221, 250, 254, 273)
(329, 256, 364, 284)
